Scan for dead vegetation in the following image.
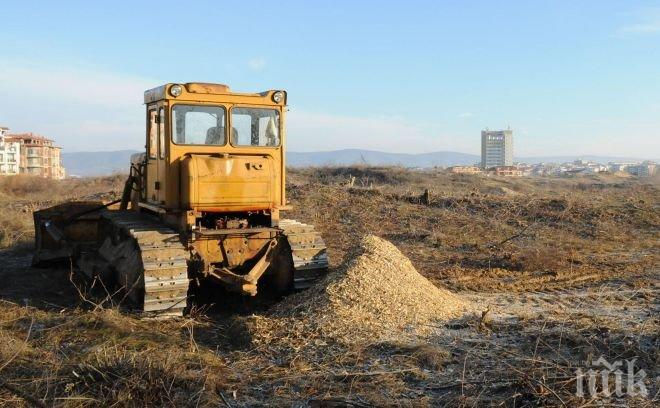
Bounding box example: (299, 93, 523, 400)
(0, 168, 658, 406)
(0, 175, 124, 249)
(287, 167, 659, 293)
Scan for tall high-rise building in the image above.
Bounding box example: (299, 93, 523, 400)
(481, 129, 513, 169)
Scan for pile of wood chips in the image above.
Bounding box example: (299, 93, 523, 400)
(243, 235, 468, 349)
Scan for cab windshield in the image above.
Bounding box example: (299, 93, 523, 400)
(171, 105, 280, 147)
(172, 104, 227, 145)
(230, 107, 280, 147)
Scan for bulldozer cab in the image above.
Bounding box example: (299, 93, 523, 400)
(139, 83, 288, 224)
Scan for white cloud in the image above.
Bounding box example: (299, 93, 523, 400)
(459, 112, 474, 119)
(616, 9, 660, 36)
(248, 57, 266, 72)
(619, 22, 660, 35)
(0, 64, 156, 107)
(0, 60, 476, 155)
(1, 62, 653, 158)
(0, 61, 159, 151)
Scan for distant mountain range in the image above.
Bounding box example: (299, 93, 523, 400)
(62, 150, 139, 177)
(62, 149, 480, 177)
(289, 150, 657, 167)
(288, 149, 480, 168)
(516, 155, 658, 164)
(62, 149, 656, 177)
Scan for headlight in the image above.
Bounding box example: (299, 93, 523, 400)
(170, 84, 183, 97)
(272, 91, 284, 103)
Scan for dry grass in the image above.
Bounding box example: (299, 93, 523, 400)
(287, 167, 659, 293)
(0, 175, 124, 248)
(0, 168, 658, 406)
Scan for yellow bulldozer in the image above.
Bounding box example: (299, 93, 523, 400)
(33, 83, 328, 317)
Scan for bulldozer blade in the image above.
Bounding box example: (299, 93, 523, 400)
(33, 201, 105, 266)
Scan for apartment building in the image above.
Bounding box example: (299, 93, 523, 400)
(481, 129, 513, 169)
(448, 166, 482, 174)
(608, 162, 636, 172)
(0, 126, 21, 176)
(488, 166, 523, 177)
(5, 133, 66, 179)
(626, 161, 656, 177)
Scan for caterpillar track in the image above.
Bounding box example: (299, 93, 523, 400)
(49, 211, 327, 318)
(91, 215, 326, 316)
(98, 211, 190, 317)
(279, 219, 329, 289)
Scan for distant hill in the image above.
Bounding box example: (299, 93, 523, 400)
(62, 150, 139, 177)
(288, 149, 480, 167)
(61, 149, 657, 177)
(62, 149, 480, 177)
(516, 155, 657, 164)
(288, 150, 656, 167)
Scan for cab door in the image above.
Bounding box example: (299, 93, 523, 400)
(156, 106, 167, 204)
(146, 105, 167, 204)
(146, 108, 159, 203)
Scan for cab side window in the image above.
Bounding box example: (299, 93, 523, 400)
(148, 110, 158, 159)
(158, 108, 166, 159)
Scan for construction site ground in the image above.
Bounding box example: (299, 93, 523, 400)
(0, 168, 657, 407)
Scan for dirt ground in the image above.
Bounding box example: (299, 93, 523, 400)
(0, 168, 658, 407)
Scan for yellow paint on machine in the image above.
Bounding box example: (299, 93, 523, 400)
(144, 82, 287, 215)
(181, 154, 275, 211)
(33, 82, 330, 315)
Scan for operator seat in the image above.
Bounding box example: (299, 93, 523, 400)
(205, 126, 239, 145)
(205, 126, 225, 145)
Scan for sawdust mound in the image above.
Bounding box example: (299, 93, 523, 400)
(242, 235, 468, 347)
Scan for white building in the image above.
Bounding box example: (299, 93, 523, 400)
(583, 164, 608, 174)
(627, 162, 656, 177)
(481, 129, 513, 169)
(608, 162, 636, 173)
(0, 127, 21, 176)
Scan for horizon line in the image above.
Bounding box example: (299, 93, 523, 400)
(60, 148, 659, 161)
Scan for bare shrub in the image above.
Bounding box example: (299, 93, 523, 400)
(0, 175, 125, 249)
(67, 348, 218, 406)
(0, 175, 53, 196)
(0, 209, 33, 248)
(514, 246, 565, 273)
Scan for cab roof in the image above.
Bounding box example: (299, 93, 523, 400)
(144, 83, 286, 106)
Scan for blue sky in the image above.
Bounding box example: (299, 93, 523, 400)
(0, 1, 659, 157)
